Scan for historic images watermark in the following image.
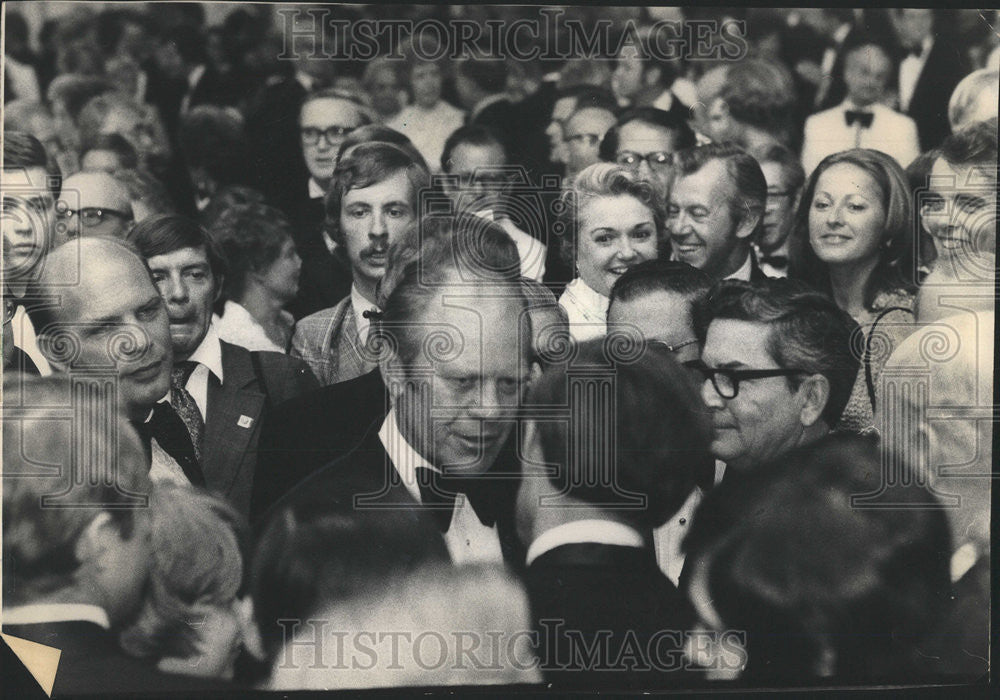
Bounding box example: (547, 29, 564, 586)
(277, 8, 748, 63)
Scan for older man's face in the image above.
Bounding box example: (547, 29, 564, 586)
(56, 172, 133, 244)
(393, 293, 530, 474)
(145, 246, 217, 362)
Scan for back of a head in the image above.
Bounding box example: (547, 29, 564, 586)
(718, 58, 796, 134)
(696, 278, 861, 428)
(251, 474, 450, 661)
(440, 125, 507, 173)
(529, 339, 712, 529)
(685, 433, 950, 681)
(947, 70, 999, 130)
(335, 124, 423, 166)
(609, 259, 713, 308)
(270, 564, 540, 689)
(2, 374, 152, 606)
(939, 117, 998, 168)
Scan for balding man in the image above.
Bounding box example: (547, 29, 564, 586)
(56, 171, 134, 244)
(562, 106, 617, 181)
(28, 237, 204, 487)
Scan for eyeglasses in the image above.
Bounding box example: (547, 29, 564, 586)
(689, 360, 807, 399)
(616, 151, 673, 169)
(564, 133, 602, 145)
(650, 338, 699, 354)
(301, 125, 357, 146)
(56, 205, 132, 227)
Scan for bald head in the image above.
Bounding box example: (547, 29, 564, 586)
(35, 238, 173, 422)
(57, 171, 134, 244)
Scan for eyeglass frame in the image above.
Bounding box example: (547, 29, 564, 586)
(688, 360, 808, 399)
(564, 133, 603, 146)
(615, 150, 674, 169)
(55, 205, 133, 227)
(300, 125, 358, 146)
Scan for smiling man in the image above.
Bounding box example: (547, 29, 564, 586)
(668, 143, 769, 283)
(128, 215, 317, 517)
(292, 141, 431, 386)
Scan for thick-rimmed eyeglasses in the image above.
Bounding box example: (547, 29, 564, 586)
(301, 125, 357, 146)
(650, 338, 699, 354)
(56, 206, 132, 227)
(616, 151, 673, 169)
(689, 360, 806, 399)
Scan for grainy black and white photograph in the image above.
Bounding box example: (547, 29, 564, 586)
(1, 3, 995, 697)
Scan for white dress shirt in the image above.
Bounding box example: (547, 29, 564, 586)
(378, 409, 504, 565)
(388, 101, 466, 172)
(558, 278, 609, 342)
(214, 300, 285, 353)
(11, 306, 51, 375)
(350, 285, 379, 345)
(526, 519, 645, 567)
(726, 253, 754, 282)
(899, 36, 934, 113)
(801, 100, 920, 176)
(183, 324, 225, 422)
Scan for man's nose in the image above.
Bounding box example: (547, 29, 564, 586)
(700, 376, 725, 409)
(165, 276, 189, 302)
(637, 159, 654, 181)
(370, 212, 388, 237)
(467, 381, 503, 419)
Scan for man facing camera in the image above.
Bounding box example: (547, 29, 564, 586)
(668, 143, 770, 283)
(129, 215, 318, 517)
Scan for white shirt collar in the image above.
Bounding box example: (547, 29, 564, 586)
(351, 284, 380, 344)
(526, 519, 645, 566)
(725, 253, 754, 281)
(951, 542, 979, 583)
(379, 409, 435, 503)
(185, 323, 224, 385)
(308, 177, 326, 200)
(564, 277, 610, 318)
(2, 603, 110, 630)
(187, 64, 206, 90)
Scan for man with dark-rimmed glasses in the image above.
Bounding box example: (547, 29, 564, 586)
(55, 171, 134, 245)
(693, 278, 860, 474)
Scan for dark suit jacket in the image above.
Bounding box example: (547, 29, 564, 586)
(263, 421, 525, 568)
(904, 38, 970, 150)
(2, 621, 231, 697)
(251, 368, 389, 522)
(203, 341, 318, 519)
(286, 197, 354, 320)
(525, 541, 695, 688)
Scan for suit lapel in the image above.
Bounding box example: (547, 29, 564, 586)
(204, 342, 266, 495)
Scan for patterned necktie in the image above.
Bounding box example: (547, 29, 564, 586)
(138, 403, 206, 487)
(171, 361, 205, 463)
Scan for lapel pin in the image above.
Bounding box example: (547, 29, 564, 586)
(237, 415, 254, 429)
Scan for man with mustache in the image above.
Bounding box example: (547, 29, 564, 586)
(668, 142, 770, 283)
(128, 215, 318, 518)
(291, 141, 431, 386)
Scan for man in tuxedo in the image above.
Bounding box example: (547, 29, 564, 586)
(261, 215, 530, 566)
(286, 89, 371, 319)
(893, 9, 970, 150)
(2, 376, 228, 695)
(801, 38, 920, 175)
(755, 144, 804, 278)
(129, 215, 318, 518)
(694, 279, 860, 476)
(668, 143, 770, 282)
(517, 341, 711, 687)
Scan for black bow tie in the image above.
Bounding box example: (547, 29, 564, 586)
(415, 466, 497, 532)
(845, 110, 874, 128)
(907, 46, 923, 59)
(760, 254, 788, 269)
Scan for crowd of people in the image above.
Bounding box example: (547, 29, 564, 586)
(2, 4, 996, 694)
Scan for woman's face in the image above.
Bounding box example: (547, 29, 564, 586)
(258, 237, 302, 304)
(410, 63, 442, 109)
(575, 194, 659, 297)
(808, 162, 887, 268)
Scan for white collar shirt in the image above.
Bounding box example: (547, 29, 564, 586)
(2, 603, 110, 630)
(526, 519, 645, 567)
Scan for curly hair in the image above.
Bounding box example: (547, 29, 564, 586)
(557, 162, 667, 268)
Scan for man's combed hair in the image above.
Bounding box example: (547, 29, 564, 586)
(674, 142, 767, 231)
(939, 117, 998, 167)
(3, 131, 62, 197)
(440, 125, 507, 173)
(324, 141, 431, 247)
(717, 59, 797, 139)
(128, 214, 228, 285)
(598, 106, 697, 163)
(696, 278, 861, 427)
(609, 259, 713, 308)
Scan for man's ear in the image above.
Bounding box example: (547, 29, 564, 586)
(734, 208, 762, 240)
(796, 373, 830, 428)
(213, 273, 225, 303)
(74, 511, 116, 568)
